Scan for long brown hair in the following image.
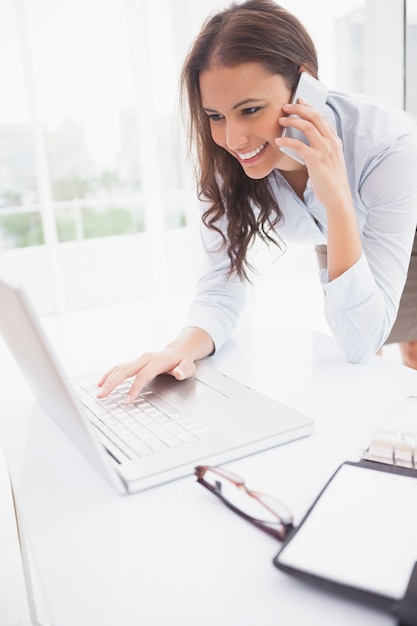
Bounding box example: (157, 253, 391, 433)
(181, 0, 319, 279)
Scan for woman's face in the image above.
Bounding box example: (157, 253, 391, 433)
(199, 62, 301, 179)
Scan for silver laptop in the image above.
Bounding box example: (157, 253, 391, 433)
(0, 279, 313, 494)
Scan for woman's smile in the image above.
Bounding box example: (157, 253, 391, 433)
(235, 142, 267, 163)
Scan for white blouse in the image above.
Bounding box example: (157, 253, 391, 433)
(185, 91, 417, 362)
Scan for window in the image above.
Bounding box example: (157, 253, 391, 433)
(0, 0, 204, 311)
(0, 1, 40, 247)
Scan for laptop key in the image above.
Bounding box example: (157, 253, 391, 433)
(140, 392, 181, 417)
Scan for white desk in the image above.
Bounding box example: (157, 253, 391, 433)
(1, 301, 416, 626)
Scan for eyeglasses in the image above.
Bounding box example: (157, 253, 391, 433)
(194, 465, 294, 540)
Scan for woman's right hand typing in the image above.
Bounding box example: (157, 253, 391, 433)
(96, 326, 214, 403)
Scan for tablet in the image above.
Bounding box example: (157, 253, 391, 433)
(274, 461, 417, 605)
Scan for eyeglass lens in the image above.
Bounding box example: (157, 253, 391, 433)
(200, 467, 292, 526)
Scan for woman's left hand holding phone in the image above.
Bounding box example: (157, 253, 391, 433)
(278, 99, 352, 211)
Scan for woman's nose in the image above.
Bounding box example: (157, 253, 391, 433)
(225, 122, 249, 151)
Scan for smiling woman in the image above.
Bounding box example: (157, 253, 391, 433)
(95, 0, 417, 405)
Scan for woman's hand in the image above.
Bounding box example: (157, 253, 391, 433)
(97, 348, 196, 403)
(96, 326, 214, 403)
(277, 100, 352, 209)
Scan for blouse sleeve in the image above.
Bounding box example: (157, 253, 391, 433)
(184, 207, 247, 352)
(320, 131, 417, 362)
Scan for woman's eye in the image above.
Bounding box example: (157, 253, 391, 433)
(208, 113, 224, 122)
(243, 107, 261, 115)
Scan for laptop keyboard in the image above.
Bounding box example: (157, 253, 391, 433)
(76, 381, 214, 463)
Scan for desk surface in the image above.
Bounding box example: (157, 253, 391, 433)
(1, 300, 416, 626)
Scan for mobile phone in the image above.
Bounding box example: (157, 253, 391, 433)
(279, 71, 328, 164)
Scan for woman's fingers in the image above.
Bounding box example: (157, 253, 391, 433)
(96, 351, 197, 403)
(96, 353, 154, 398)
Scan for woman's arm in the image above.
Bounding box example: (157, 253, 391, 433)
(279, 100, 363, 280)
(277, 100, 417, 361)
(98, 211, 247, 401)
(321, 131, 417, 361)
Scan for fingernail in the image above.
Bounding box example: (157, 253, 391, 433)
(176, 367, 185, 379)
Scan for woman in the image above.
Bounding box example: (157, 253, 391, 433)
(98, 0, 417, 403)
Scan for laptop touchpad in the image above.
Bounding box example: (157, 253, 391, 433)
(149, 374, 230, 407)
